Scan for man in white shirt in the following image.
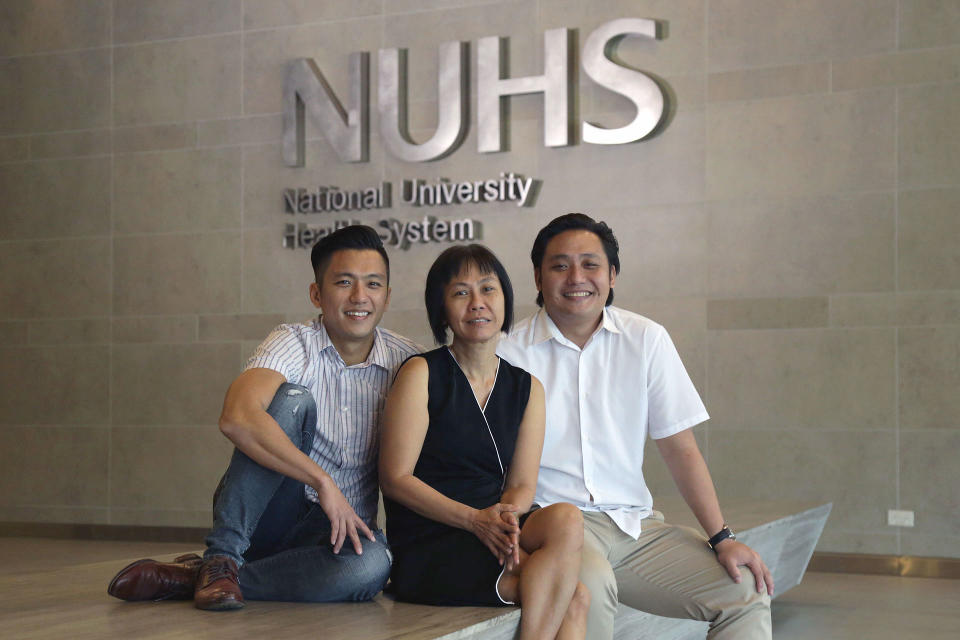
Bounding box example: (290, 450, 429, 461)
(498, 213, 773, 639)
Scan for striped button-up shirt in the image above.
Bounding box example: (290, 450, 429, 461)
(245, 317, 422, 527)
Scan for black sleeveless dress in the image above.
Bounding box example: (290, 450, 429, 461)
(384, 347, 532, 606)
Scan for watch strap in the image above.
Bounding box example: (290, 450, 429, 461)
(707, 525, 736, 551)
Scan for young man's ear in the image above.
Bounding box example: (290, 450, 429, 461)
(610, 266, 616, 289)
(534, 267, 542, 293)
(309, 281, 323, 310)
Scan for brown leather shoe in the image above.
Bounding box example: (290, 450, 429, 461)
(107, 553, 202, 601)
(194, 556, 244, 611)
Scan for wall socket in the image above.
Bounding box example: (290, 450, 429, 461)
(887, 509, 915, 527)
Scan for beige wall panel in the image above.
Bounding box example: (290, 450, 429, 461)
(707, 90, 895, 200)
(899, 0, 960, 49)
(114, 35, 241, 126)
(0, 157, 110, 240)
(112, 316, 198, 343)
(898, 188, 960, 290)
(707, 193, 894, 297)
(196, 115, 282, 148)
(244, 140, 385, 228)
(110, 426, 233, 510)
(899, 84, 960, 188)
(832, 47, 960, 91)
(709, 429, 897, 541)
(386, 0, 504, 14)
(114, 148, 241, 233)
(0, 0, 109, 56)
(241, 228, 317, 313)
(199, 313, 286, 341)
(113, 0, 240, 44)
(380, 308, 433, 350)
(0, 321, 28, 345)
(109, 507, 213, 528)
(896, 292, 960, 326)
(112, 123, 196, 153)
(0, 49, 110, 135)
(0, 346, 109, 424)
(832, 292, 960, 328)
(899, 430, 960, 557)
(0, 237, 110, 318)
(829, 293, 897, 327)
(243, 17, 384, 116)
(0, 136, 30, 163)
(816, 529, 898, 555)
(900, 533, 960, 560)
(30, 130, 111, 159)
(708, 62, 829, 103)
(244, 0, 381, 29)
(707, 297, 828, 330)
(899, 327, 960, 430)
(600, 203, 706, 299)
(27, 318, 110, 345)
(707, 0, 895, 72)
(0, 426, 108, 506)
(112, 343, 241, 425)
(113, 232, 241, 315)
(0, 505, 109, 524)
(707, 328, 895, 430)
(537, 109, 705, 211)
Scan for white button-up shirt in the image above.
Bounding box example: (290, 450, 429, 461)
(497, 306, 708, 538)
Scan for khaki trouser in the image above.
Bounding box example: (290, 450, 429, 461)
(581, 511, 771, 640)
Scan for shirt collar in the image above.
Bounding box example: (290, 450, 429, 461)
(533, 306, 621, 348)
(316, 315, 390, 370)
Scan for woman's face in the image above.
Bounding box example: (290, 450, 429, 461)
(443, 263, 505, 344)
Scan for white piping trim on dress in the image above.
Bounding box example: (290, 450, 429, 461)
(446, 348, 504, 476)
(495, 564, 516, 605)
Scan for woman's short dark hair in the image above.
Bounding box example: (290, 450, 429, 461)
(529, 213, 620, 307)
(310, 225, 390, 283)
(424, 244, 515, 345)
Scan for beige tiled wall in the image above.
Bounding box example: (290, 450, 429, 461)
(0, 0, 957, 557)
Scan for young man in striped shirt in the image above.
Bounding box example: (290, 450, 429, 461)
(108, 225, 421, 610)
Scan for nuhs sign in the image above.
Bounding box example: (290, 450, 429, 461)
(283, 18, 667, 165)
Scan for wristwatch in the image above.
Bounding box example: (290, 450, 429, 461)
(707, 525, 736, 552)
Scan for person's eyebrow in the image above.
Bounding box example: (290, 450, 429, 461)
(546, 252, 602, 260)
(330, 271, 386, 280)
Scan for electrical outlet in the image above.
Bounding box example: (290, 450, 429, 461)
(887, 509, 915, 527)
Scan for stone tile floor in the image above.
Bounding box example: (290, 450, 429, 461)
(1, 538, 957, 639)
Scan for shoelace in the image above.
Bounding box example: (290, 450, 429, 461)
(200, 560, 239, 585)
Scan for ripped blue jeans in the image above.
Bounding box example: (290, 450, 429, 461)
(203, 383, 390, 602)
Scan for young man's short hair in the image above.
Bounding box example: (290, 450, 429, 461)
(311, 225, 390, 283)
(424, 244, 515, 345)
(530, 213, 620, 307)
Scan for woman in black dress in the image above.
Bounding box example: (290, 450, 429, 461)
(380, 245, 589, 640)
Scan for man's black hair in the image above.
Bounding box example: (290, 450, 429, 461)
(310, 225, 390, 284)
(424, 244, 515, 345)
(530, 213, 620, 307)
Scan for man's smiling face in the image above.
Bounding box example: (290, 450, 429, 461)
(310, 249, 390, 345)
(535, 229, 616, 328)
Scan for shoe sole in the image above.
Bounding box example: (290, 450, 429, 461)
(196, 598, 245, 611)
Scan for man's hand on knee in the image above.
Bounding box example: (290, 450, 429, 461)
(714, 540, 774, 596)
